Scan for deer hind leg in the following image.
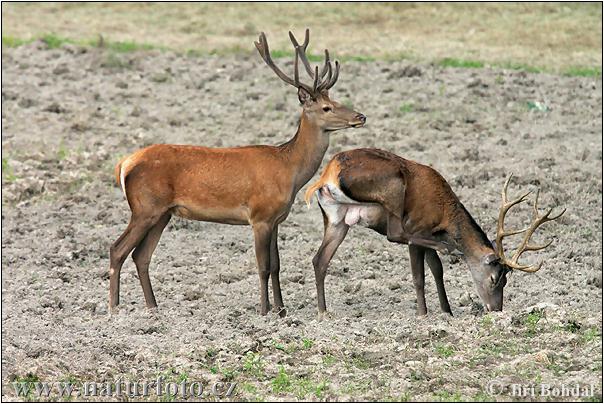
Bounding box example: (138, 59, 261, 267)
(269, 226, 286, 317)
(131, 213, 171, 309)
(253, 222, 273, 316)
(312, 208, 350, 315)
(109, 212, 164, 310)
(408, 245, 427, 316)
(425, 249, 453, 315)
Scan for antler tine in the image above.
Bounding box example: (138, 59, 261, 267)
(312, 66, 319, 94)
(319, 62, 333, 91)
(256, 31, 314, 93)
(289, 29, 314, 77)
(325, 60, 340, 90)
(294, 50, 300, 87)
(495, 175, 566, 273)
(319, 49, 331, 79)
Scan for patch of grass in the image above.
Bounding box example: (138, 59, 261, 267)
(546, 359, 565, 376)
(399, 102, 414, 114)
(409, 370, 423, 381)
(301, 338, 314, 350)
(57, 143, 69, 161)
(272, 340, 287, 352)
(341, 54, 376, 62)
(205, 347, 218, 359)
(340, 379, 372, 395)
(240, 382, 264, 401)
(386, 391, 412, 401)
(293, 378, 328, 400)
(581, 327, 600, 344)
(3, 2, 601, 71)
(497, 61, 542, 73)
(271, 366, 291, 393)
(480, 314, 494, 328)
(41, 33, 71, 48)
(242, 352, 265, 378)
(472, 391, 495, 401)
(439, 57, 484, 69)
(2, 157, 18, 182)
(268, 49, 373, 63)
(433, 390, 463, 402)
(435, 343, 455, 358)
(12, 373, 40, 400)
(351, 356, 371, 370)
(526, 100, 549, 112)
(322, 354, 336, 366)
(269, 366, 327, 399)
(158, 367, 189, 384)
(3, 33, 157, 54)
(564, 66, 602, 77)
(524, 309, 544, 335)
(105, 40, 156, 53)
(2, 35, 30, 47)
(221, 368, 237, 381)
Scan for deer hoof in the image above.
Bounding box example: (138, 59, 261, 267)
(317, 311, 335, 321)
(274, 307, 287, 318)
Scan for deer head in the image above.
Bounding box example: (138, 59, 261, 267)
(254, 29, 366, 132)
(470, 174, 565, 311)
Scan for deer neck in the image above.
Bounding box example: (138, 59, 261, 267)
(283, 112, 330, 192)
(446, 203, 495, 261)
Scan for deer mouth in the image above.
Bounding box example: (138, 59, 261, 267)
(350, 121, 365, 128)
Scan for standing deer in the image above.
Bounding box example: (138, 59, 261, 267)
(305, 148, 565, 315)
(109, 30, 366, 316)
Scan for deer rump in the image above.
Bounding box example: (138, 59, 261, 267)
(316, 183, 386, 229)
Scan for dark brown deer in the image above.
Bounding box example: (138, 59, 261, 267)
(109, 30, 366, 316)
(305, 148, 565, 315)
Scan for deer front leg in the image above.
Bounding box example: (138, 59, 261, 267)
(408, 245, 427, 316)
(312, 218, 349, 315)
(425, 249, 453, 315)
(253, 223, 272, 315)
(269, 226, 286, 317)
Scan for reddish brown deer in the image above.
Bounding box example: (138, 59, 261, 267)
(305, 148, 565, 315)
(109, 30, 366, 316)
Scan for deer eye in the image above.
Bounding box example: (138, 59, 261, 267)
(322, 106, 332, 112)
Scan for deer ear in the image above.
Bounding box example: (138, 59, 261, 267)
(298, 87, 313, 105)
(483, 253, 500, 266)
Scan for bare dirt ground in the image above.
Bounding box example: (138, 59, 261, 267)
(1, 40, 602, 401)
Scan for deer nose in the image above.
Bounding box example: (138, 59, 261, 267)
(356, 114, 366, 124)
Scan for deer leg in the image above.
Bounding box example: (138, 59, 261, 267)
(312, 217, 349, 314)
(109, 212, 162, 310)
(131, 213, 171, 309)
(408, 245, 427, 316)
(269, 226, 286, 317)
(425, 249, 453, 315)
(385, 212, 408, 243)
(253, 223, 272, 315)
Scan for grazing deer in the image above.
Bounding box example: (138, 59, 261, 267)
(109, 30, 366, 316)
(305, 148, 565, 315)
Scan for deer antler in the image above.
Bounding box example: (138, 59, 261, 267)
(255, 29, 340, 95)
(495, 174, 566, 272)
